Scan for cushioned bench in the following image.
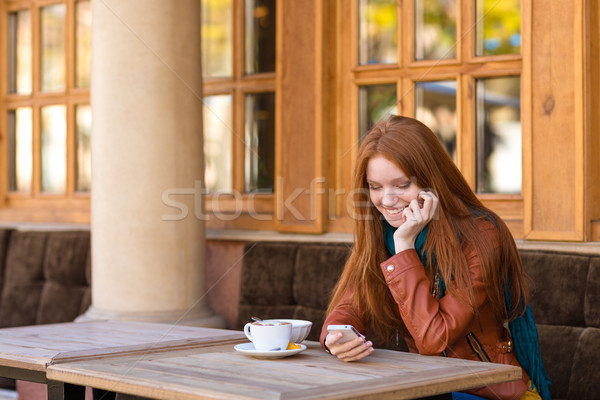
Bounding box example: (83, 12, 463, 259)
(236, 242, 353, 342)
(236, 241, 600, 400)
(0, 228, 91, 390)
(520, 251, 599, 400)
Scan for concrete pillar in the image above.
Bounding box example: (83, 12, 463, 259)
(81, 0, 222, 327)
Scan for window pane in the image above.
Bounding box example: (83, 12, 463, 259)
(476, 0, 520, 56)
(415, 81, 457, 161)
(245, 92, 275, 193)
(358, 0, 397, 65)
(8, 10, 32, 95)
(415, 0, 457, 60)
(476, 77, 521, 194)
(41, 105, 67, 193)
(7, 108, 33, 192)
(201, 0, 233, 78)
(76, 105, 92, 192)
(358, 84, 397, 142)
(245, 0, 276, 74)
(75, 1, 92, 88)
(40, 4, 66, 92)
(203, 95, 232, 192)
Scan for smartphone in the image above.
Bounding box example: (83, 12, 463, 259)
(327, 324, 366, 344)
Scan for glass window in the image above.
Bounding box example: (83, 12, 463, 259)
(358, 0, 398, 65)
(202, 0, 277, 222)
(245, 0, 276, 74)
(415, 0, 457, 60)
(76, 105, 92, 192)
(203, 95, 233, 192)
(3, 1, 92, 220)
(245, 92, 275, 193)
(415, 80, 457, 161)
(40, 4, 66, 92)
(201, 0, 233, 78)
(7, 108, 33, 192)
(476, 0, 521, 56)
(476, 76, 521, 194)
(75, 1, 92, 88)
(41, 105, 67, 193)
(8, 10, 32, 95)
(358, 84, 397, 141)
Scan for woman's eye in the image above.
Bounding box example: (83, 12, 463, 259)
(368, 185, 380, 190)
(396, 183, 410, 189)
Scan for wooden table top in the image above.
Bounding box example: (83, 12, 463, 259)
(47, 341, 522, 400)
(0, 320, 245, 375)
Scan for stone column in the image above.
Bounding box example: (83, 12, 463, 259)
(81, 0, 223, 327)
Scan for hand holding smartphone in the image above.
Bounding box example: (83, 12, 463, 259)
(327, 324, 365, 344)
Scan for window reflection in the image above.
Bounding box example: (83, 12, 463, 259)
(40, 4, 66, 92)
(415, 0, 457, 60)
(245, 92, 275, 193)
(358, 84, 397, 142)
(415, 81, 457, 161)
(245, 0, 276, 74)
(201, 0, 233, 78)
(203, 95, 233, 192)
(476, 77, 521, 194)
(7, 108, 33, 192)
(476, 0, 520, 56)
(75, 1, 92, 88)
(76, 105, 92, 192)
(358, 0, 398, 65)
(8, 10, 32, 95)
(41, 105, 67, 193)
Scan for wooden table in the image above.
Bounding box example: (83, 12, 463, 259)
(0, 320, 245, 399)
(47, 341, 522, 400)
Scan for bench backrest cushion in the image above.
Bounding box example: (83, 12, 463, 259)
(237, 242, 351, 342)
(521, 250, 600, 400)
(0, 230, 11, 296)
(0, 230, 91, 328)
(37, 231, 91, 324)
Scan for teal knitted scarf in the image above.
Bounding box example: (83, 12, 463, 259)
(382, 219, 551, 400)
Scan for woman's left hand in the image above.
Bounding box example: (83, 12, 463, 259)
(393, 190, 439, 253)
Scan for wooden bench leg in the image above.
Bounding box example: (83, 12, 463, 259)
(47, 380, 86, 400)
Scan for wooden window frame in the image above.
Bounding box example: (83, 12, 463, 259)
(0, 0, 91, 223)
(202, 0, 276, 231)
(330, 0, 525, 237)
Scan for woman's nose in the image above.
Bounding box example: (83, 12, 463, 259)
(381, 190, 397, 206)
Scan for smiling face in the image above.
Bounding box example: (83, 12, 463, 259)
(366, 155, 423, 228)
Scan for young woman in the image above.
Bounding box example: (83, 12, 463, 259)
(321, 115, 550, 400)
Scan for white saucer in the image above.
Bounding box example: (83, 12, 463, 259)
(234, 342, 307, 359)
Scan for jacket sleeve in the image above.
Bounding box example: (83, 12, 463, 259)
(380, 221, 500, 355)
(319, 288, 369, 349)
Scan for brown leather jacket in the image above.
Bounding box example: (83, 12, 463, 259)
(320, 220, 530, 400)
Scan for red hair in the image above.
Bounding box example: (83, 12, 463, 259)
(328, 115, 529, 341)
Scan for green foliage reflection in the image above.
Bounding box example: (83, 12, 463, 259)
(201, 0, 233, 77)
(477, 0, 521, 56)
(416, 0, 457, 60)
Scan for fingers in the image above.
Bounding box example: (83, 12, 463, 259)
(338, 342, 374, 362)
(393, 191, 439, 253)
(326, 333, 373, 362)
(410, 190, 439, 222)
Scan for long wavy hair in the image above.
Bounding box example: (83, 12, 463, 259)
(328, 115, 529, 342)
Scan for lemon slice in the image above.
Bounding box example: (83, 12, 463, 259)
(286, 341, 301, 350)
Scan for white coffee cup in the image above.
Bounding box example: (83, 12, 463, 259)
(243, 321, 292, 351)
